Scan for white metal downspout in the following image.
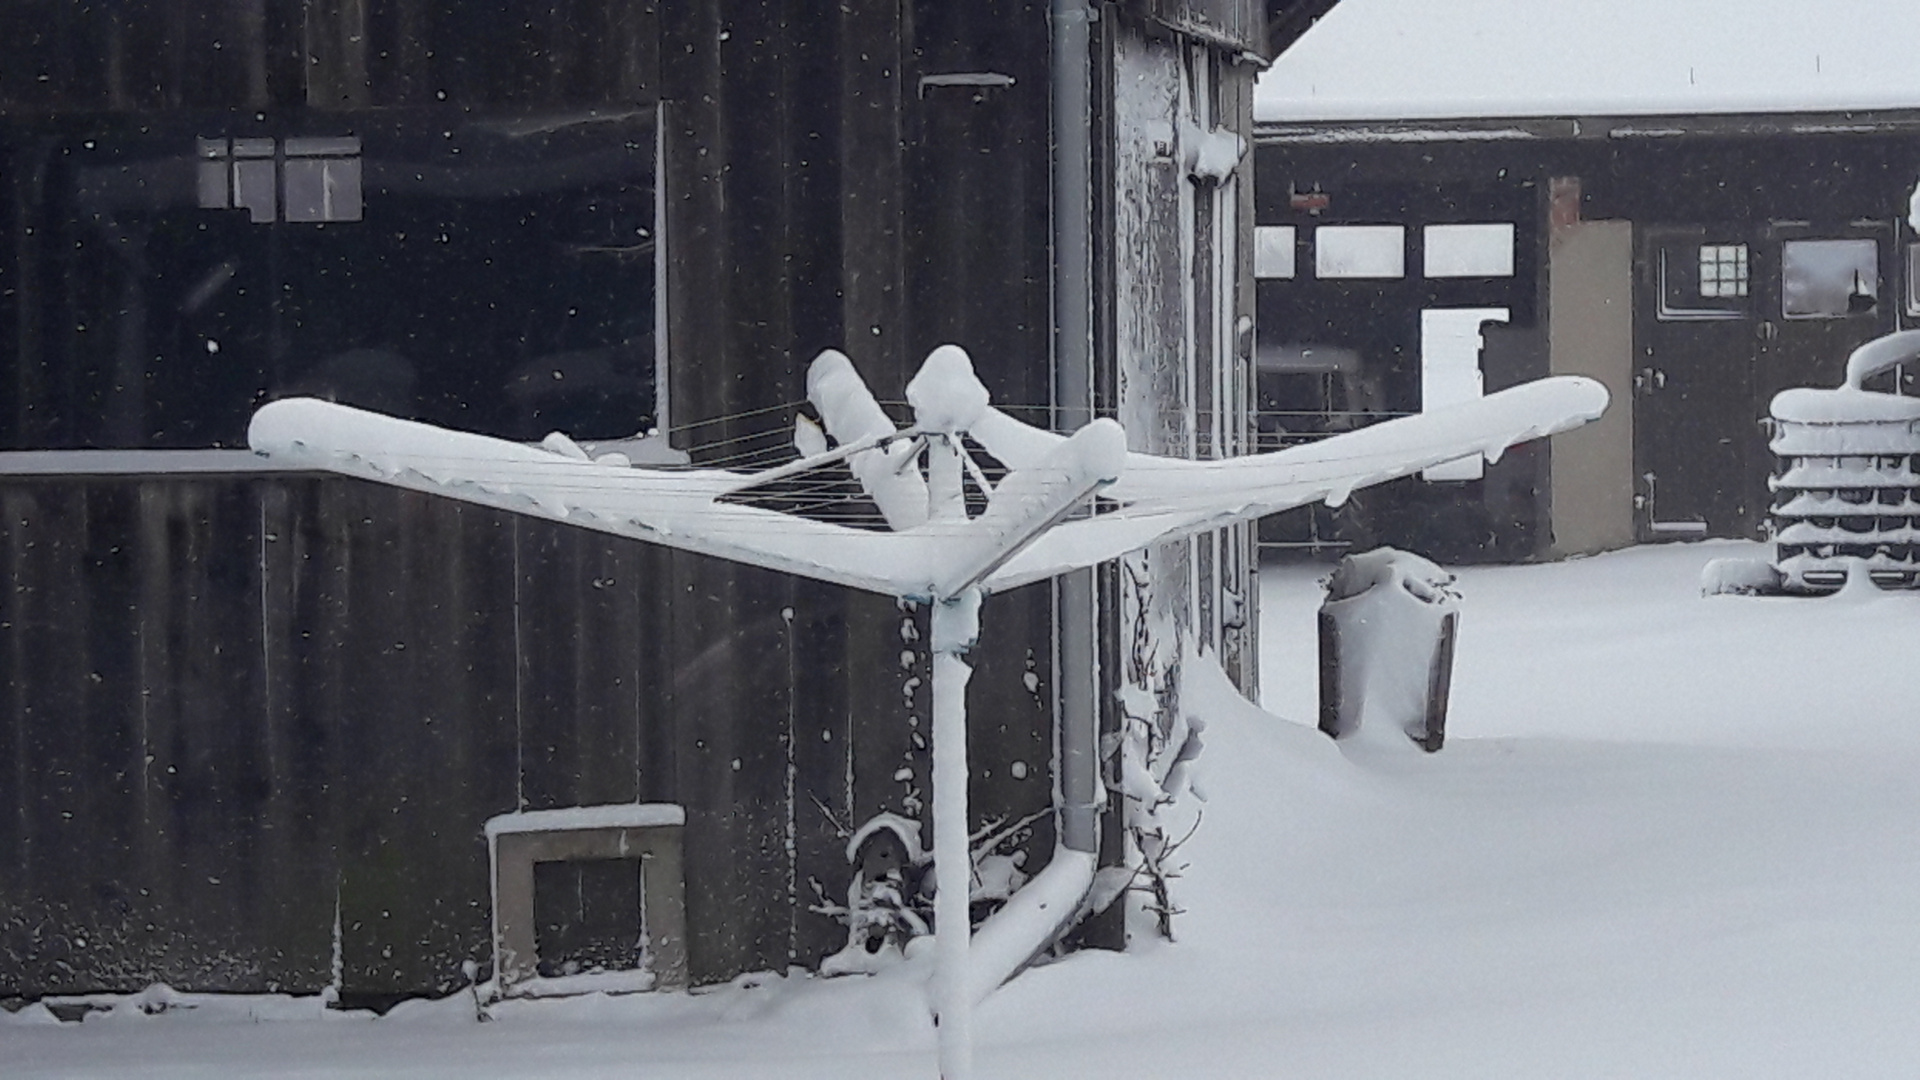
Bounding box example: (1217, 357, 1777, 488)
(962, 848, 1096, 1004)
(1050, 0, 1101, 862)
(956, 0, 1105, 1011)
(653, 100, 671, 436)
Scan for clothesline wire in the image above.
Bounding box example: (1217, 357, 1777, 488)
(293, 433, 1441, 497)
(650, 396, 1394, 471)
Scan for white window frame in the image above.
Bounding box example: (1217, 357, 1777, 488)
(197, 135, 363, 224)
(1314, 225, 1405, 280)
(1423, 223, 1515, 278)
(1781, 238, 1879, 320)
(1254, 225, 1296, 279)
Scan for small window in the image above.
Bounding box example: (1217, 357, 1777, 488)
(199, 137, 277, 223)
(1698, 244, 1748, 298)
(1315, 225, 1404, 279)
(198, 135, 363, 224)
(283, 137, 364, 223)
(1782, 238, 1878, 319)
(1254, 225, 1296, 279)
(1423, 223, 1514, 278)
(1656, 243, 1746, 321)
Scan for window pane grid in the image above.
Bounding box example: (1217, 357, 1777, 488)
(1699, 244, 1748, 299)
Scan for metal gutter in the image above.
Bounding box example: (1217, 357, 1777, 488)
(1049, 0, 1102, 861)
(956, 0, 1106, 1006)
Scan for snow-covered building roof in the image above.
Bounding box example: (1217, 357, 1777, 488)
(1256, 0, 1920, 122)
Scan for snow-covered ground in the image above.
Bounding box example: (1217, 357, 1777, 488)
(9, 540, 1920, 1078)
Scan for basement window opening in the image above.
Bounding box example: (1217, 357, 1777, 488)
(486, 803, 687, 996)
(533, 857, 646, 979)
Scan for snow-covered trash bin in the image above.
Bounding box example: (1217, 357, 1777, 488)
(1317, 548, 1459, 752)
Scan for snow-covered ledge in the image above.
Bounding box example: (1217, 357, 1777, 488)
(485, 804, 688, 995)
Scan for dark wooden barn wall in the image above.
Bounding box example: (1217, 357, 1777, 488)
(658, 0, 1053, 429)
(1254, 123, 1920, 550)
(0, 469, 1055, 1001)
(0, 0, 661, 113)
(2, 115, 657, 452)
(1257, 125, 1920, 233)
(653, 0, 1063, 970)
(0, 0, 1076, 1000)
(1, 1, 665, 453)
(1253, 123, 1920, 396)
(1248, 155, 1549, 560)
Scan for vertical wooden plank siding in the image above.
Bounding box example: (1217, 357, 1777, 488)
(0, 472, 897, 1000)
(0, 0, 1280, 1002)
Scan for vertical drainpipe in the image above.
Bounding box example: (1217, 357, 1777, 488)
(1052, 0, 1100, 856)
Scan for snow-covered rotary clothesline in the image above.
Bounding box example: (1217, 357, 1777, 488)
(248, 344, 1605, 1080)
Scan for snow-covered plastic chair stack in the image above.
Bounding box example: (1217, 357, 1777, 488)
(1768, 330, 1920, 592)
